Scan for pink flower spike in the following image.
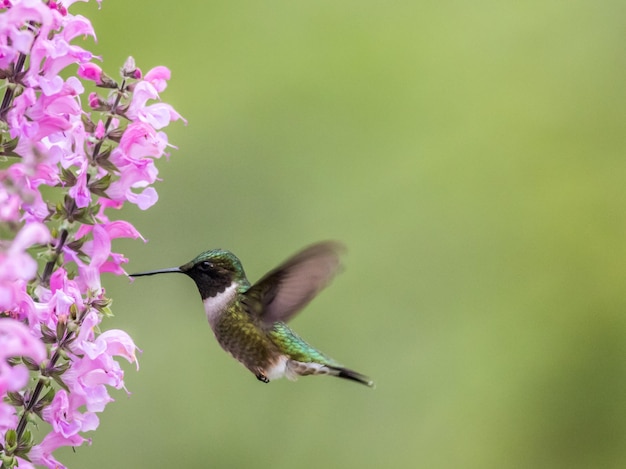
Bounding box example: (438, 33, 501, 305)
(78, 63, 103, 84)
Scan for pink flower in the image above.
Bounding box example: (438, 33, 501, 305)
(38, 75, 64, 96)
(0, 400, 18, 437)
(103, 220, 144, 241)
(69, 221, 144, 282)
(43, 390, 99, 437)
(115, 120, 169, 160)
(0, 318, 47, 393)
(94, 119, 106, 138)
(0, 318, 46, 433)
(0, 222, 50, 309)
(68, 161, 91, 208)
(125, 80, 186, 129)
(106, 166, 160, 209)
(61, 328, 139, 412)
(62, 14, 97, 43)
(28, 268, 86, 335)
(143, 65, 171, 92)
(88, 91, 102, 109)
(78, 62, 103, 84)
(98, 329, 140, 370)
(29, 431, 90, 469)
(28, 12, 96, 79)
(0, 185, 21, 222)
(0, 0, 53, 71)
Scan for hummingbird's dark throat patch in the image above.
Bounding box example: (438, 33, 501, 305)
(185, 269, 234, 300)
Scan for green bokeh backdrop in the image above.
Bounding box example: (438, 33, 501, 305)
(56, 1, 626, 468)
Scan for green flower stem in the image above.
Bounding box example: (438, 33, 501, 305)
(91, 79, 126, 161)
(0, 51, 26, 122)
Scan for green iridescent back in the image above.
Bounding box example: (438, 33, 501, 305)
(268, 322, 340, 366)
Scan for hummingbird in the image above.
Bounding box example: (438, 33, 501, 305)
(129, 241, 373, 387)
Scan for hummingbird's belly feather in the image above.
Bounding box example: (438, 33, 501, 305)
(211, 304, 282, 374)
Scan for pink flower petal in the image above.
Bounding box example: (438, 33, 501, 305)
(10, 222, 51, 253)
(144, 66, 171, 92)
(0, 317, 47, 363)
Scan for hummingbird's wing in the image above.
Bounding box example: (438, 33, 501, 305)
(243, 241, 344, 325)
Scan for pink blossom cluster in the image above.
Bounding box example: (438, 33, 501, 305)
(0, 1, 183, 468)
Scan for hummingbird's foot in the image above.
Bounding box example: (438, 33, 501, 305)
(256, 372, 270, 383)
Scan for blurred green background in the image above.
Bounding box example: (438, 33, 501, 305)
(58, 1, 626, 468)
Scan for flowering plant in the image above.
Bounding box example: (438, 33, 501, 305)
(0, 1, 183, 467)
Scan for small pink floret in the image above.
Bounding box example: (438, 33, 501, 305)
(78, 63, 103, 84)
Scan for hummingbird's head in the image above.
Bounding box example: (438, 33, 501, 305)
(179, 249, 247, 299)
(130, 249, 247, 300)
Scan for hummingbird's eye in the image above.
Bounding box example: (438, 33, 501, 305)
(198, 261, 213, 272)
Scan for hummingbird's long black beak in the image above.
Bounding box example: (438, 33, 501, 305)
(129, 267, 183, 277)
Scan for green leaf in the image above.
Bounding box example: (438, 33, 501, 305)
(21, 356, 40, 372)
(81, 113, 96, 133)
(40, 323, 58, 344)
(59, 166, 77, 186)
(70, 303, 79, 320)
(66, 238, 85, 252)
(55, 319, 67, 340)
(106, 127, 125, 143)
(4, 430, 17, 451)
(16, 429, 34, 457)
(4, 391, 24, 407)
(49, 361, 71, 376)
(97, 73, 118, 89)
(5, 357, 21, 366)
(0, 453, 17, 468)
(88, 174, 113, 198)
(51, 373, 70, 393)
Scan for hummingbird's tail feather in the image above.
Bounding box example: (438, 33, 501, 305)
(285, 360, 374, 388)
(328, 366, 375, 388)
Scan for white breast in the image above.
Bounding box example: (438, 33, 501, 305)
(202, 283, 238, 327)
